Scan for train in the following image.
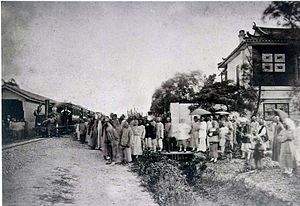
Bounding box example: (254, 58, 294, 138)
(35, 101, 95, 136)
(55, 102, 94, 132)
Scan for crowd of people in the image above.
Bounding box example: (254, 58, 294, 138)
(74, 112, 300, 176)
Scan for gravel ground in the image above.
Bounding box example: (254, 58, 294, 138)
(3, 136, 157, 206)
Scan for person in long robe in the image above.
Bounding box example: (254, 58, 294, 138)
(293, 125, 300, 174)
(76, 121, 80, 141)
(79, 119, 87, 144)
(131, 120, 143, 160)
(272, 116, 284, 162)
(177, 120, 190, 152)
(208, 120, 220, 163)
(219, 121, 229, 157)
(225, 117, 234, 147)
(138, 119, 146, 151)
(278, 118, 295, 176)
(145, 120, 155, 150)
(89, 119, 98, 150)
(85, 117, 92, 144)
(198, 116, 207, 152)
(120, 121, 133, 164)
(156, 117, 164, 152)
(164, 117, 172, 152)
(190, 116, 200, 152)
(103, 119, 119, 165)
(112, 117, 121, 163)
(97, 116, 104, 150)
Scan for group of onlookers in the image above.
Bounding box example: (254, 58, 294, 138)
(75, 112, 300, 176)
(3, 115, 26, 141)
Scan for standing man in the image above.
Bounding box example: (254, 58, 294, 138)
(272, 116, 284, 162)
(190, 116, 200, 152)
(164, 117, 172, 152)
(103, 118, 118, 165)
(79, 119, 87, 144)
(61, 107, 71, 134)
(250, 116, 259, 135)
(97, 115, 104, 150)
(156, 117, 164, 152)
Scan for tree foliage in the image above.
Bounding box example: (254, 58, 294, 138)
(262, 1, 300, 28)
(190, 74, 257, 114)
(150, 71, 204, 114)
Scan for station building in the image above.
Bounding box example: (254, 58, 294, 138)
(2, 81, 57, 136)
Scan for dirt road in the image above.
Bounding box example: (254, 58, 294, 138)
(3, 137, 157, 206)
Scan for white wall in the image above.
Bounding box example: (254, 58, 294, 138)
(226, 46, 252, 85)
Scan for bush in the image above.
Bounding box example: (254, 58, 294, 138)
(132, 150, 198, 206)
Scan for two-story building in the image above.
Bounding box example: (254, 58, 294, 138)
(218, 24, 300, 120)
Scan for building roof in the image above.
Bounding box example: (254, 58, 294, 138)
(2, 83, 56, 104)
(218, 24, 300, 69)
(2, 82, 95, 113)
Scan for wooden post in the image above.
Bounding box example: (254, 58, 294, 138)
(45, 99, 50, 118)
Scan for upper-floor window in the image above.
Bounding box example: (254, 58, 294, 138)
(262, 53, 285, 73)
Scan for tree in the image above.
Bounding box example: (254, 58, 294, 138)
(190, 74, 257, 114)
(240, 62, 263, 116)
(150, 71, 204, 115)
(262, 1, 300, 28)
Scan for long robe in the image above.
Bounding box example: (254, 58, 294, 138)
(131, 126, 143, 155)
(89, 122, 98, 148)
(97, 120, 103, 148)
(279, 128, 295, 169)
(293, 127, 300, 168)
(190, 122, 200, 148)
(198, 121, 207, 152)
(272, 122, 284, 162)
(177, 123, 190, 141)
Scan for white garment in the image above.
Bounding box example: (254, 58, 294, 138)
(97, 121, 102, 148)
(76, 123, 80, 140)
(198, 121, 207, 152)
(293, 127, 300, 167)
(156, 122, 164, 139)
(219, 126, 229, 147)
(176, 123, 190, 140)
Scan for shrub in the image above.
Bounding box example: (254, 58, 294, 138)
(132, 150, 197, 206)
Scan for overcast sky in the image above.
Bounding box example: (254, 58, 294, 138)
(2, 1, 278, 115)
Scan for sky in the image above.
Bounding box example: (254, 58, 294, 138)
(2, 1, 279, 115)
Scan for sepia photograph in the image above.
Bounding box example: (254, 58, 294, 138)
(2, 1, 300, 205)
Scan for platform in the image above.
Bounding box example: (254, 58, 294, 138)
(161, 151, 194, 161)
